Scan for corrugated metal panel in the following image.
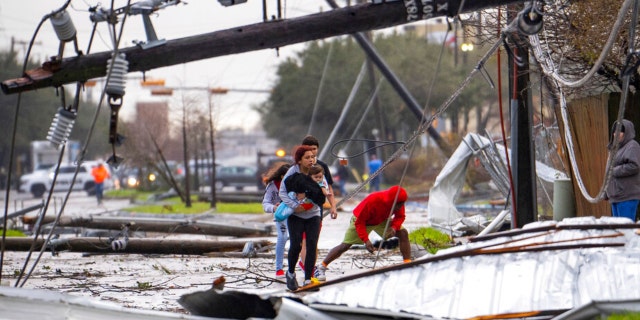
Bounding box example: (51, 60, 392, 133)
(303, 217, 640, 319)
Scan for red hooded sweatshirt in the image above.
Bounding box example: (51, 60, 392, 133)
(352, 185, 408, 242)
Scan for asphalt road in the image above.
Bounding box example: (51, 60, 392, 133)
(0, 187, 431, 314)
(0, 189, 132, 221)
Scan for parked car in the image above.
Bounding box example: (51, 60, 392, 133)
(114, 161, 183, 191)
(19, 162, 113, 198)
(187, 159, 219, 187)
(215, 165, 258, 191)
(257, 155, 293, 190)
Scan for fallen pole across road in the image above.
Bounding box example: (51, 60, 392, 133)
(23, 215, 273, 237)
(1, 237, 273, 255)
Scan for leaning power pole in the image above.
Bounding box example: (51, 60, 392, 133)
(2, 0, 527, 160)
(1, 0, 527, 94)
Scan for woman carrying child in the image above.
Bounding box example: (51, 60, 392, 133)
(279, 145, 327, 290)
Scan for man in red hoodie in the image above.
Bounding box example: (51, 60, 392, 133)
(314, 185, 411, 281)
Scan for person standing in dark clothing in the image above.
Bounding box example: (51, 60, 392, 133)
(367, 154, 383, 192)
(336, 164, 350, 197)
(604, 119, 640, 221)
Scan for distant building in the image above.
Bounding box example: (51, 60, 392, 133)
(216, 128, 280, 166)
(132, 101, 280, 168)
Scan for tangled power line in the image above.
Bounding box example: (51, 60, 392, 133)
(530, 0, 637, 203)
(3, 0, 637, 286)
(1, 0, 137, 287)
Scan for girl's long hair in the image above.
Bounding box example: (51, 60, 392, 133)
(262, 162, 291, 184)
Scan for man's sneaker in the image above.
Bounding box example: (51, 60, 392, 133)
(382, 237, 399, 249)
(314, 264, 327, 281)
(275, 269, 285, 279)
(302, 279, 320, 291)
(285, 271, 299, 291)
(298, 260, 305, 272)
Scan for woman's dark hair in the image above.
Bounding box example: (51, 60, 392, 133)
(262, 162, 291, 184)
(294, 145, 315, 163)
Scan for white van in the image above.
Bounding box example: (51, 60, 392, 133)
(19, 162, 113, 198)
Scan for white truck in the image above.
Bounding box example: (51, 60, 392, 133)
(18, 140, 85, 198)
(29, 140, 80, 172)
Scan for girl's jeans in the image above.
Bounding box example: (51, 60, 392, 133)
(275, 219, 288, 271)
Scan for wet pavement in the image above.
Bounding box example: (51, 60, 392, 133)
(0, 189, 431, 314)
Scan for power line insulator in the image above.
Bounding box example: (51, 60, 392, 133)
(106, 53, 128, 98)
(46, 108, 76, 149)
(50, 11, 77, 42)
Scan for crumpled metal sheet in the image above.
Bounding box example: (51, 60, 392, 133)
(427, 132, 564, 228)
(303, 217, 640, 319)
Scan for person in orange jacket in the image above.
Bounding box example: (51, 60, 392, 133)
(91, 163, 110, 205)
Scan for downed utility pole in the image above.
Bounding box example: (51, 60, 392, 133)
(26, 215, 272, 237)
(1, 237, 272, 255)
(1, 0, 526, 94)
(0, 202, 43, 223)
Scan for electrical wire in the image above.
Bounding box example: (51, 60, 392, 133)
(17, 0, 134, 287)
(494, 6, 517, 224)
(321, 4, 515, 272)
(372, 0, 474, 267)
(0, 0, 73, 286)
(330, 139, 406, 160)
(307, 41, 334, 135)
(318, 61, 367, 161)
(328, 78, 385, 166)
(529, 0, 635, 202)
(535, 0, 633, 88)
(330, 21, 516, 213)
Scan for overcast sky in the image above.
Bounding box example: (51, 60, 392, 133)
(0, 0, 334, 130)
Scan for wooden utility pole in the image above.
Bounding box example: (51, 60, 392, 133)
(1, 237, 271, 255)
(27, 216, 272, 237)
(507, 7, 537, 228)
(1, 0, 527, 94)
(10, 37, 42, 56)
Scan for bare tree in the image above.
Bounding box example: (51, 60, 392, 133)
(467, 1, 637, 97)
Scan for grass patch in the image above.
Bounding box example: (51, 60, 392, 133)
(1, 229, 26, 237)
(125, 200, 211, 214)
(609, 313, 640, 320)
(409, 227, 452, 254)
(106, 189, 154, 202)
(123, 196, 263, 214)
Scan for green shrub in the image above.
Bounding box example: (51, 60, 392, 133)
(608, 313, 640, 320)
(1, 229, 26, 237)
(409, 227, 452, 254)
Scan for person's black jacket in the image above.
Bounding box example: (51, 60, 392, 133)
(284, 172, 326, 207)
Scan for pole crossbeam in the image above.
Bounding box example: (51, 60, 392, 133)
(1, 0, 525, 94)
